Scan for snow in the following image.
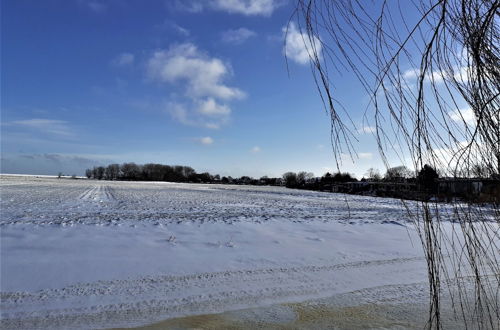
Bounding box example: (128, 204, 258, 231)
(0, 175, 497, 329)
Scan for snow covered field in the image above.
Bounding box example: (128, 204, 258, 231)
(0, 175, 497, 329)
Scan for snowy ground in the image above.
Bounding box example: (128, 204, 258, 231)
(0, 175, 497, 329)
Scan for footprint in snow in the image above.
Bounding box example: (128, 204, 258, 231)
(382, 220, 405, 226)
(306, 237, 324, 242)
(206, 241, 222, 248)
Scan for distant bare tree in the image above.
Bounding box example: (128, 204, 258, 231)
(105, 164, 120, 180)
(120, 163, 141, 180)
(283, 172, 298, 188)
(384, 166, 413, 181)
(296, 171, 307, 185)
(95, 166, 105, 180)
(290, 0, 499, 328)
(365, 168, 382, 181)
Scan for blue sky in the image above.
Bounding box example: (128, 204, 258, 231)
(1, 0, 422, 178)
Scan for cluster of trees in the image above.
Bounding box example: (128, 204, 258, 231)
(86, 163, 284, 185)
(282, 171, 314, 188)
(86, 163, 362, 190)
(364, 165, 440, 192)
(280, 166, 440, 193)
(362, 166, 414, 182)
(86, 162, 442, 192)
(282, 171, 355, 189)
(364, 165, 439, 183)
(86, 163, 212, 183)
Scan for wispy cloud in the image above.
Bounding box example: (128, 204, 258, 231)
(198, 136, 214, 145)
(221, 28, 257, 44)
(158, 20, 191, 37)
(211, 0, 282, 16)
(357, 126, 376, 134)
(6, 119, 74, 137)
(174, 0, 283, 16)
(172, 0, 204, 13)
(402, 68, 445, 83)
(251, 146, 261, 153)
(358, 152, 373, 160)
(166, 102, 228, 129)
(402, 66, 472, 84)
(19, 153, 100, 165)
(148, 43, 245, 128)
(449, 108, 476, 125)
(78, 0, 107, 13)
(1, 153, 112, 176)
(171, 23, 190, 37)
(283, 22, 321, 65)
(112, 52, 135, 67)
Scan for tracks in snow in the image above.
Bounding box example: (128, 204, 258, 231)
(78, 185, 116, 203)
(1, 257, 427, 329)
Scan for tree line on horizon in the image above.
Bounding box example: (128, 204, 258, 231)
(84, 162, 499, 202)
(85, 162, 442, 190)
(85, 162, 365, 186)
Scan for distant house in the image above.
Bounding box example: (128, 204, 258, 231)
(325, 181, 416, 195)
(437, 178, 500, 200)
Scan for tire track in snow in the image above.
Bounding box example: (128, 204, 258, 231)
(1, 256, 427, 327)
(78, 185, 116, 203)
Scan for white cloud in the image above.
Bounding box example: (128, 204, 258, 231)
(199, 136, 214, 145)
(402, 68, 419, 79)
(426, 71, 445, 83)
(283, 22, 322, 65)
(166, 102, 228, 129)
(221, 27, 257, 44)
(174, 0, 282, 16)
(112, 53, 135, 67)
(197, 98, 231, 116)
(358, 152, 373, 160)
(149, 43, 245, 129)
(211, 0, 281, 16)
(430, 140, 486, 175)
(402, 66, 472, 84)
(449, 108, 476, 125)
(251, 146, 261, 153)
(402, 68, 445, 83)
(453, 66, 473, 83)
(357, 126, 376, 134)
(7, 119, 73, 137)
(147, 43, 245, 100)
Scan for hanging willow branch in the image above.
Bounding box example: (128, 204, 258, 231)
(289, 0, 499, 328)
